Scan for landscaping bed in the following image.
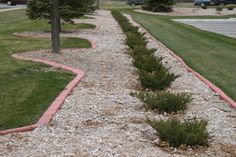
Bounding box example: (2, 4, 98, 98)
(0, 10, 179, 157)
(0, 9, 235, 157)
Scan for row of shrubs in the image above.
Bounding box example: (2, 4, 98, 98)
(201, 5, 235, 11)
(112, 10, 209, 148)
(112, 10, 178, 91)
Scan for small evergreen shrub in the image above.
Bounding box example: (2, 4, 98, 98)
(139, 70, 178, 90)
(126, 32, 147, 49)
(201, 5, 207, 9)
(227, 5, 234, 10)
(137, 91, 191, 113)
(131, 46, 155, 58)
(216, 6, 223, 11)
(142, 0, 175, 12)
(147, 118, 209, 147)
(133, 54, 163, 72)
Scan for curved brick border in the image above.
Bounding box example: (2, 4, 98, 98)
(127, 14, 236, 109)
(0, 54, 85, 135)
(0, 34, 97, 135)
(0, 16, 99, 135)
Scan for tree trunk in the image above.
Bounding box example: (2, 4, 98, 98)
(51, 0, 60, 53)
(59, 18, 62, 32)
(97, 0, 100, 9)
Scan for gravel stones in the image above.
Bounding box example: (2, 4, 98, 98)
(0, 10, 175, 157)
(0, 10, 235, 157)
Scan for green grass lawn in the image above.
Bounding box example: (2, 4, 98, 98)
(0, 9, 92, 130)
(119, 9, 236, 101)
(100, 0, 138, 10)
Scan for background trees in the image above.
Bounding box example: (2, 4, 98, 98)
(142, 0, 175, 12)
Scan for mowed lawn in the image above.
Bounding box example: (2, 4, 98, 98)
(124, 10, 236, 101)
(0, 9, 93, 130)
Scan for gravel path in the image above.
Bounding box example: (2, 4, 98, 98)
(124, 14, 236, 157)
(0, 10, 235, 157)
(0, 10, 178, 157)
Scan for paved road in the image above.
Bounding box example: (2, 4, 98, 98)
(173, 18, 236, 39)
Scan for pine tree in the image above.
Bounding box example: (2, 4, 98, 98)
(142, 0, 175, 12)
(26, 0, 95, 53)
(27, 0, 95, 23)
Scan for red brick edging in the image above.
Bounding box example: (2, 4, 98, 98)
(131, 16, 236, 109)
(0, 53, 86, 136)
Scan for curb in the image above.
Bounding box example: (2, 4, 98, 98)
(0, 52, 87, 135)
(128, 15, 236, 109)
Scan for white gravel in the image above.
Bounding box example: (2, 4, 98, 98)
(0, 10, 178, 157)
(0, 10, 235, 157)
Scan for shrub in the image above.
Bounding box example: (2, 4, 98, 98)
(131, 46, 163, 72)
(142, 0, 175, 12)
(133, 54, 163, 72)
(139, 69, 178, 90)
(227, 5, 234, 10)
(131, 46, 155, 58)
(201, 5, 207, 9)
(147, 118, 209, 147)
(137, 91, 191, 113)
(126, 32, 147, 49)
(216, 6, 223, 11)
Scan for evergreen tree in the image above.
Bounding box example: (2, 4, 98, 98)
(27, 0, 95, 53)
(142, 0, 175, 12)
(27, 0, 95, 23)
